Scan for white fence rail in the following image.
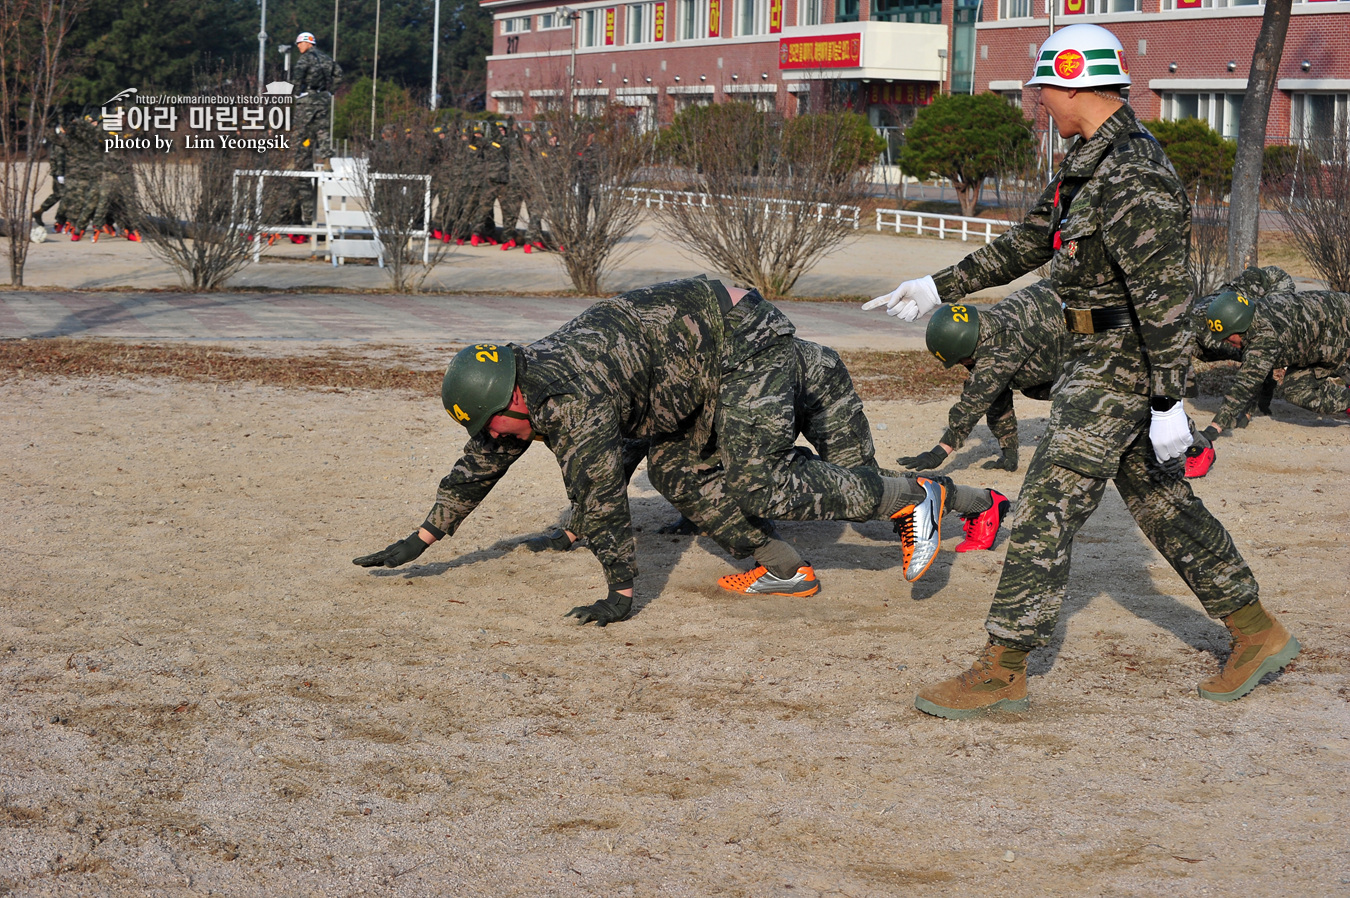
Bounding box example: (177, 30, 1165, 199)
(622, 187, 861, 229)
(875, 208, 1016, 244)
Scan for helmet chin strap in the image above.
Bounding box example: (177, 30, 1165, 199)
(496, 409, 530, 421)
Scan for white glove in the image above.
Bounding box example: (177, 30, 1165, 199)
(56, 176, 64, 184)
(1149, 403, 1192, 464)
(862, 275, 941, 321)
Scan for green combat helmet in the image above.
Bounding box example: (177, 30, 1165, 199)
(442, 343, 516, 436)
(926, 303, 981, 367)
(1205, 290, 1254, 336)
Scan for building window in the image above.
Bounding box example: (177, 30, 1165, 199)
(837, 0, 860, 21)
(799, 0, 822, 24)
(734, 0, 770, 34)
(674, 94, 713, 114)
(628, 3, 657, 43)
(496, 96, 524, 115)
(1000, 0, 1032, 17)
(538, 11, 568, 28)
(1161, 91, 1245, 141)
(1161, 0, 1259, 7)
(999, 89, 1023, 109)
(501, 15, 531, 33)
(580, 9, 605, 46)
(1291, 93, 1349, 151)
(676, 0, 707, 39)
(1067, 0, 1138, 11)
(873, 0, 942, 22)
(577, 95, 610, 117)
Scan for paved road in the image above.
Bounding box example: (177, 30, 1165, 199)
(0, 290, 931, 351)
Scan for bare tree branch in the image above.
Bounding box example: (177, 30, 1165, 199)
(0, 0, 85, 285)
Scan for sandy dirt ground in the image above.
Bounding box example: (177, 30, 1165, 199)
(2, 362, 1349, 897)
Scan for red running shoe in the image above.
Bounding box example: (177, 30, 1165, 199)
(1184, 445, 1216, 478)
(954, 489, 1010, 553)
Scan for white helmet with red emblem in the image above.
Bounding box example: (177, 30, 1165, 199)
(1026, 24, 1130, 89)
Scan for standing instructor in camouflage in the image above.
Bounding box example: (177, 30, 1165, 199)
(865, 24, 1298, 718)
(291, 31, 342, 221)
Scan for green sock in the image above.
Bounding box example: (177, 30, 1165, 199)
(755, 538, 805, 580)
(1228, 600, 1273, 635)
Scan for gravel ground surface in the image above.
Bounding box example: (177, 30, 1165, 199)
(1, 362, 1348, 897)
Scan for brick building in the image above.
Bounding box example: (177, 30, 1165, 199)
(482, 0, 1350, 142)
(978, 1, 1350, 145)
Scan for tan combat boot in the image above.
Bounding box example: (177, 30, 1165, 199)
(914, 642, 1030, 720)
(1198, 602, 1300, 702)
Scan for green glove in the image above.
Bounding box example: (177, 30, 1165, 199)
(982, 444, 1019, 471)
(656, 515, 700, 535)
(1200, 425, 1219, 444)
(352, 532, 428, 568)
(565, 589, 633, 627)
(897, 445, 948, 471)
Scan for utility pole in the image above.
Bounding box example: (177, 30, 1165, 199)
(557, 6, 579, 112)
(257, 0, 268, 91)
(431, 0, 441, 110)
(371, 0, 381, 139)
(332, 0, 340, 152)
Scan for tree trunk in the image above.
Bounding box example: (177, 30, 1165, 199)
(1225, 0, 1292, 278)
(955, 179, 981, 218)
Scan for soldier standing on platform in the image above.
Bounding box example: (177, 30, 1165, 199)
(290, 31, 343, 231)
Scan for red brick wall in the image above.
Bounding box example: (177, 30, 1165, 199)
(975, 12, 1350, 142)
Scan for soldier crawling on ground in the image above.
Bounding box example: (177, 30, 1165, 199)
(353, 276, 1006, 626)
(1184, 265, 1350, 478)
(892, 284, 1069, 475)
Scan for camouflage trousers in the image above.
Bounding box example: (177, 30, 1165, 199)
(1278, 365, 1350, 416)
(64, 176, 99, 230)
(714, 296, 885, 523)
(294, 97, 333, 159)
(496, 178, 528, 242)
(986, 403, 1259, 649)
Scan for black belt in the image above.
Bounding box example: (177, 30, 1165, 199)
(1063, 304, 1133, 335)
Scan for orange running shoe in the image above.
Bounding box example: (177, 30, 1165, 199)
(717, 565, 820, 597)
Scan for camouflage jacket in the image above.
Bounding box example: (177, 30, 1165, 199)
(1210, 288, 1350, 431)
(292, 46, 342, 96)
(47, 133, 67, 179)
(64, 120, 105, 180)
(941, 286, 1067, 451)
(423, 277, 732, 588)
(931, 104, 1194, 402)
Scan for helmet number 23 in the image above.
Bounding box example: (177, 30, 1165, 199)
(475, 344, 499, 363)
(950, 305, 970, 323)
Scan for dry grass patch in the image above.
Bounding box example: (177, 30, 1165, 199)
(0, 338, 968, 403)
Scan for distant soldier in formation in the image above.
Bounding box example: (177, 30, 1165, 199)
(33, 120, 69, 231)
(63, 116, 106, 241)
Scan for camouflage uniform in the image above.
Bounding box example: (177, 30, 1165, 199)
(929, 103, 1258, 649)
(424, 277, 773, 589)
(35, 127, 68, 225)
(494, 122, 530, 243)
(1202, 268, 1350, 431)
(608, 336, 885, 515)
(716, 297, 887, 523)
(476, 123, 511, 239)
(939, 283, 1067, 457)
(290, 44, 342, 221)
(65, 119, 107, 233)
